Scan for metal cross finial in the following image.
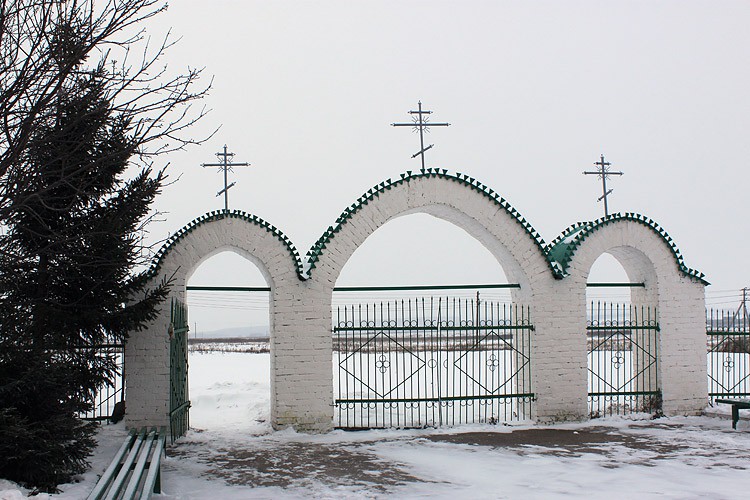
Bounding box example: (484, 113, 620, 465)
(583, 154, 623, 217)
(391, 101, 451, 170)
(201, 145, 250, 211)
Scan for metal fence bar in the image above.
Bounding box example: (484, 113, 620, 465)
(586, 282, 645, 288)
(334, 284, 521, 292)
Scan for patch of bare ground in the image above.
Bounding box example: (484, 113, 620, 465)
(168, 421, 749, 489)
(169, 439, 429, 490)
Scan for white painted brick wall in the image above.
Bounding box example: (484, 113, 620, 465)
(126, 177, 707, 434)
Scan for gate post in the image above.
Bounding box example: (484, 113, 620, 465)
(270, 281, 334, 432)
(124, 298, 172, 429)
(530, 279, 590, 422)
(658, 277, 707, 415)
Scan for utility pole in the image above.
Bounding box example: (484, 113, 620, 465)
(583, 154, 623, 217)
(734, 287, 749, 325)
(201, 145, 250, 211)
(391, 101, 450, 170)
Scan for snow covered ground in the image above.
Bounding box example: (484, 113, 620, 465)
(3, 347, 750, 499)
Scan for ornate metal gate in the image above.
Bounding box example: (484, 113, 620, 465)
(707, 308, 750, 401)
(587, 302, 660, 417)
(333, 297, 533, 428)
(170, 298, 190, 441)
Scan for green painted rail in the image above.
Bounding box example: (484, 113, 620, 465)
(335, 393, 535, 404)
(187, 283, 645, 293)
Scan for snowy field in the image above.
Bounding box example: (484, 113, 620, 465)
(3, 346, 750, 499)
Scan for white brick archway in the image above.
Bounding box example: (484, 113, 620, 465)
(124, 211, 315, 430)
(550, 216, 707, 415)
(124, 170, 708, 432)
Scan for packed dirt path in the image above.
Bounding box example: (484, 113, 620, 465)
(156, 416, 750, 498)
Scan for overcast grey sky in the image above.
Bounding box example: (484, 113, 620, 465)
(144, 1, 749, 331)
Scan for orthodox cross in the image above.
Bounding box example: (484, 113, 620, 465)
(201, 145, 250, 211)
(391, 101, 450, 170)
(583, 154, 623, 217)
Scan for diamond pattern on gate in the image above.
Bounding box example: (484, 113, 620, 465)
(588, 329, 656, 393)
(453, 329, 529, 395)
(339, 330, 426, 399)
(709, 336, 750, 393)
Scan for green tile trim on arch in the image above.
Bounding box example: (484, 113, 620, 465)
(303, 168, 562, 278)
(545, 213, 709, 285)
(146, 172, 706, 286)
(148, 209, 306, 280)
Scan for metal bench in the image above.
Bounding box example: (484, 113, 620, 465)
(87, 427, 166, 500)
(715, 398, 750, 430)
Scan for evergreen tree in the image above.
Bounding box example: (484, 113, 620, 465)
(0, 1, 209, 492)
(0, 61, 169, 493)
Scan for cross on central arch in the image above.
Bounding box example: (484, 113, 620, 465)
(583, 154, 623, 217)
(391, 101, 451, 170)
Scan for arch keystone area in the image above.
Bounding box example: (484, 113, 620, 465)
(305, 169, 555, 292)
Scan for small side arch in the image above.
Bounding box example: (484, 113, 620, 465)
(125, 210, 306, 431)
(546, 213, 707, 287)
(549, 213, 708, 416)
(149, 209, 305, 289)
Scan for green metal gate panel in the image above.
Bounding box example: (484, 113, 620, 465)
(587, 302, 660, 417)
(170, 298, 190, 442)
(333, 297, 533, 428)
(707, 309, 750, 401)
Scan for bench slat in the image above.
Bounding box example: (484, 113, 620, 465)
(139, 432, 166, 500)
(104, 428, 148, 500)
(88, 427, 168, 500)
(715, 398, 750, 408)
(122, 430, 157, 500)
(714, 399, 750, 429)
(87, 430, 138, 500)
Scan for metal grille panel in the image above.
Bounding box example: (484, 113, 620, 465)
(587, 302, 660, 417)
(78, 341, 124, 421)
(707, 309, 750, 401)
(334, 297, 533, 428)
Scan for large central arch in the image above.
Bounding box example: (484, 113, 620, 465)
(306, 170, 553, 299)
(302, 170, 580, 423)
